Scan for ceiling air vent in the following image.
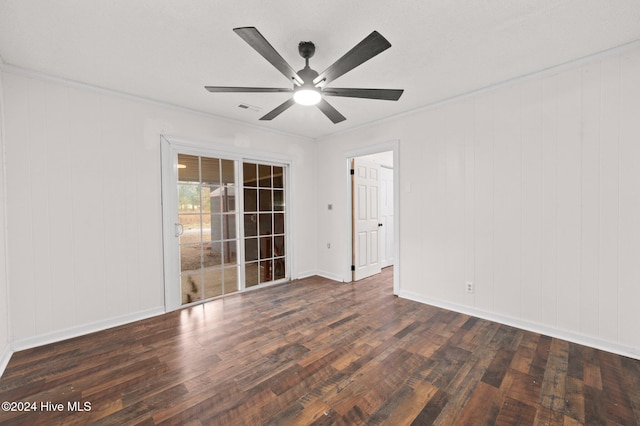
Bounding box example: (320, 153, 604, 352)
(237, 103, 262, 113)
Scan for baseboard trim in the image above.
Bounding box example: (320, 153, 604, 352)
(296, 270, 343, 282)
(0, 344, 12, 378)
(10, 306, 166, 353)
(295, 270, 318, 280)
(398, 290, 640, 361)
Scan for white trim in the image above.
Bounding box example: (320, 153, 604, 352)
(0, 345, 11, 378)
(162, 134, 297, 165)
(0, 55, 12, 379)
(310, 270, 344, 282)
(232, 277, 288, 294)
(343, 140, 400, 295)
(0, 64, 314, 142)
(378, 165, 394, 269)
(4, 40, 638, 145)
(398, 289, 640, 361)
(276, 269, 344, 283)
(160, 137, 180, 311)
(284, 160, 296, 281)
(10, 307, 165, 352)
(295, 270, 319, 280)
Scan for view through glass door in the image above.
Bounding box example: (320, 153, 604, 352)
(178, 154, 239, 304)
(242, 162, 286, 287)
(169, 148, 289, 308)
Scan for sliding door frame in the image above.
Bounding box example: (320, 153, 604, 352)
(161, 135, 294, 312)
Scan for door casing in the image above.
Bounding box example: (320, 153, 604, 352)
(379, 165, 394, 268)
(344, 140, 400, 294)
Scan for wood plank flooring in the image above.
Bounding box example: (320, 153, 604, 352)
(1, 267, 639, 425)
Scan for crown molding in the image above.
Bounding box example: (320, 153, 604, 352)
(317, 38, 640, 142)
(0, 63, 315, 143)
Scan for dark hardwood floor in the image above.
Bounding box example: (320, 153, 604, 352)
(1, 267, 639, 425)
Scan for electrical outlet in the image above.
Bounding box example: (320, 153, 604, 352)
(327, 243, 331, 249)
(465, 281, 474, 293)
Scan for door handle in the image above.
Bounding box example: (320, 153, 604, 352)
(378, 223, 383, 227)
(175, 223, 184, 237)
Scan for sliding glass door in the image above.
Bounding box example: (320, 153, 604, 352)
(177, 154, 239, 304)
(161, 138, 289, 309)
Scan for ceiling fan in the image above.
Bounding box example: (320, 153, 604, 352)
(205, 27, 404, 124)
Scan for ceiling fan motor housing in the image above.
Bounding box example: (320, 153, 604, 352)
(298, 41, 315, 59)
(297, 41, 319, 87)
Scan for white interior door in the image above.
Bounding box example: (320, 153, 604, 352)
(353, 158, 382, 281)
(380, 165, 394, 268)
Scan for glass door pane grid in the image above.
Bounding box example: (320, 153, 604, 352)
(207, 158, 238, 299)
(179, 154, 239, 305)
(178, 155, 204, 304)
(242, 162, 287, 288)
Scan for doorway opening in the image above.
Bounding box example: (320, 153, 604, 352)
(345, 142, 399, 294)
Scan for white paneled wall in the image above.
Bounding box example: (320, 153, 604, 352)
(1, 42, 639, 367)
(316, 45, 640, 358)
(2, 76, 163, 340)
(618, 51, 640, 348)
(0, 68, 11, 371)
(1, 71, 315, 349)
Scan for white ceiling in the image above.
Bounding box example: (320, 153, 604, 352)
(1, 1, 639, 140)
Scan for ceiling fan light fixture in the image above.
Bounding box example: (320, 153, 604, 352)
(293, 88, 321, 105)
(205, 27, 403, 123)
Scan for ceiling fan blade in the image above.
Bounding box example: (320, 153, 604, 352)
(205, 86, 293, 93)
(259, 98, 296, 121)
(313, 31, 391, 87)
(322, 88, 404, 101)
(233, 27, 304, 86)
(316, 99, 346, 123)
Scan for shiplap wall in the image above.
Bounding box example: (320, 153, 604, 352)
(0, 71, 315, 348)
(316, 45, 640, 357)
